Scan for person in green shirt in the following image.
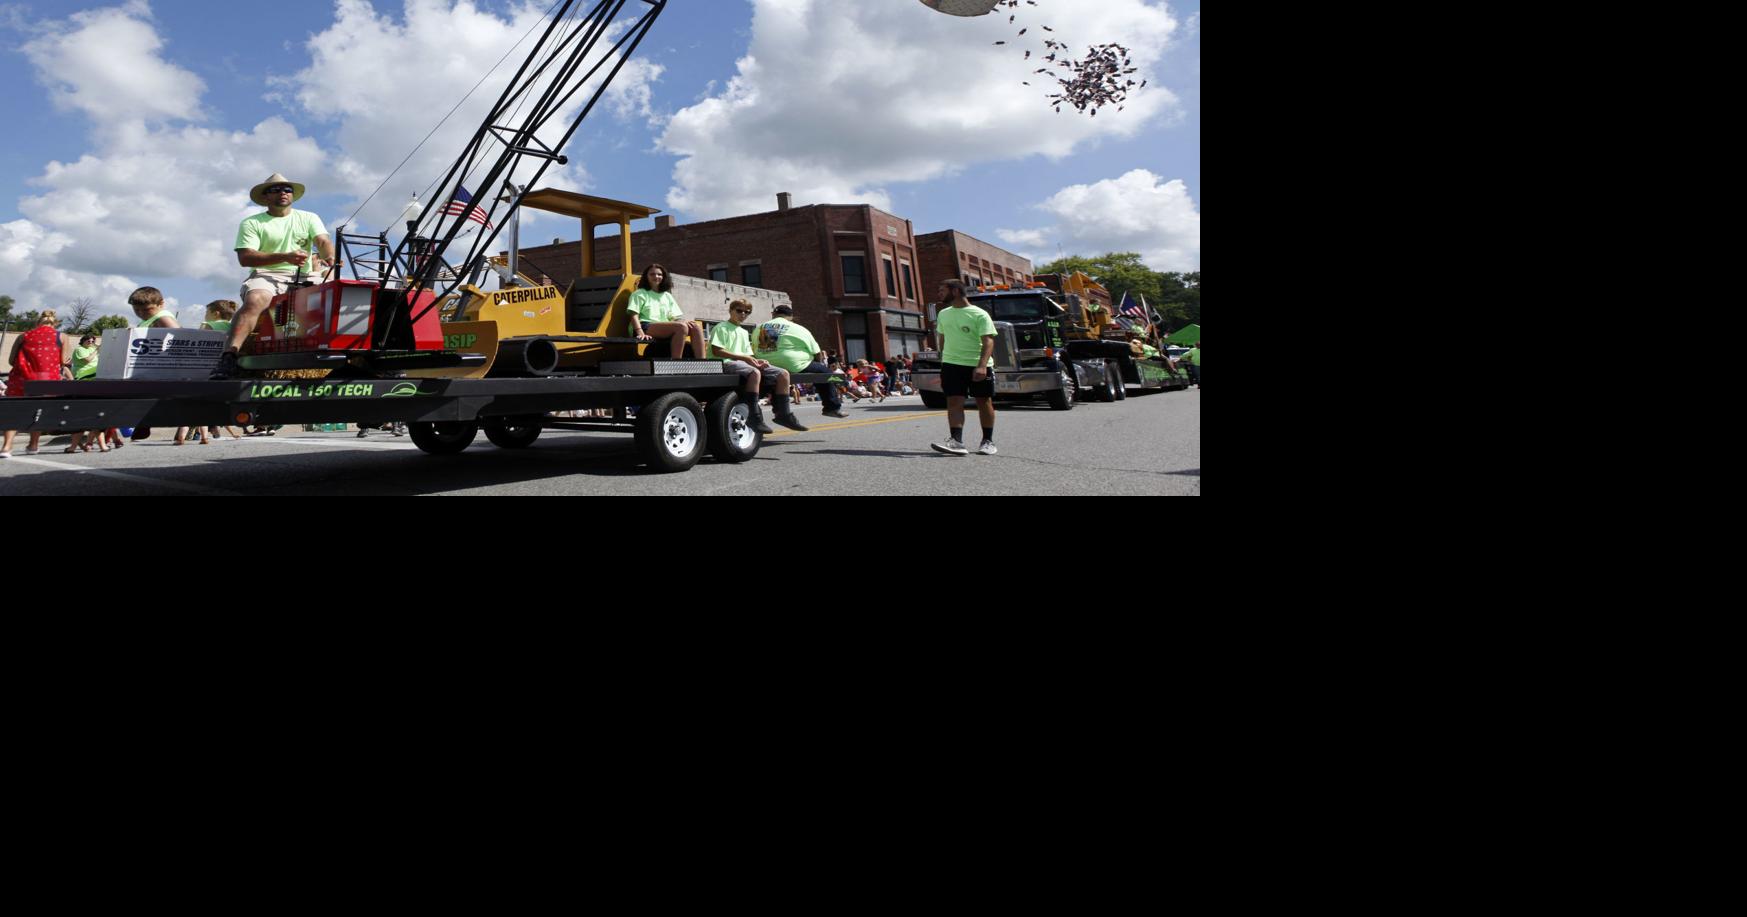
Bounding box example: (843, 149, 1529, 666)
(929, 279, 999, 457)
(129, 286, 179, 329)
(212, 173, 337, 380)
(1187, 343, 1200, 388)
(755, 303, 846, 418)
(201, 299, 239, 334)
(627, 264, 707, 360)
(710, 300, 808, 433)
(71, 336, 100, 380)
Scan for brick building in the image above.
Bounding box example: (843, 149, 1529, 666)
(915, 230, 1037, 313)
(515, 194, 932, 364)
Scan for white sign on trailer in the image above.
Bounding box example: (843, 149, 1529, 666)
(98, 328, 229, 380)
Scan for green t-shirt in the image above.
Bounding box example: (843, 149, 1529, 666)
(628, 289, 682, 324)
(139, 311, 174, 328)
(1141, 344, 1160, 359)
(202, 320, 233, 333)
(235, 210, 328, 276)
(937, 305, 997, 368)
(1189, 347, 1200, 366)
(754, 318, 820, 373)
(72, 346, 99, 380)
(710, 321, 752, 362)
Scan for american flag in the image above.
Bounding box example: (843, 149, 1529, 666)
(1119, 292, 1148, 322)
(442, 185, 494, 230)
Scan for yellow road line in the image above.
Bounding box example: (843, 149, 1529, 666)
(766, 412, 946, 438)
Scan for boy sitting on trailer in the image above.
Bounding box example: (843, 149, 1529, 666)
(710, 299, 808, 433)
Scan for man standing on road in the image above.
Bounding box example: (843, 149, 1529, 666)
(212, 173, 337, 380)
(929, 280, 998, 457)
(1187, 341, 1200, 388)
(755, 304, 846, 419)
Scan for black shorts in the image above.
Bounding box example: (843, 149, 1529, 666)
(941, 363, 995, 398)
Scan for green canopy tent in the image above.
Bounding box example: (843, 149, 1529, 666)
(1166, 324, 1200, 346)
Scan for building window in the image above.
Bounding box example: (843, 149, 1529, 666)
(742, 263, 763, 288)
(900, 262, 916, 301)
(708, 265, 729, 282)
(842, 254, 868, 295)
(882, 258, 897, 299)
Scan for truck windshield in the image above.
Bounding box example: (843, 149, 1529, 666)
(970, 295, 1056, 322)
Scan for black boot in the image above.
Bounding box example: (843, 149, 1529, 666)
(771, 394, 809, 432)
(744, 394, 775, 435)
(209, 350, 241, 381)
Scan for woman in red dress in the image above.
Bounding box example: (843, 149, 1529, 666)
(3, 310, 69, 458)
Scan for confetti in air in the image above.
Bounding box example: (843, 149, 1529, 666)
(918, 0, 1142, 117)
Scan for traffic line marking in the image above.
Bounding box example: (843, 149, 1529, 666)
(766, 412, 947, 438)
(0, 456, 242, 495)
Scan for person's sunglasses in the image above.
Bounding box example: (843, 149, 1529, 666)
(265, 186, 296, 195)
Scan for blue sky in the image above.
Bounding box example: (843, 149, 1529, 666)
(1, 0, 1199, 320)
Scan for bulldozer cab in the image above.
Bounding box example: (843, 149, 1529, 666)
(434, 190, 667, 376)
(517, 189, 661, 340)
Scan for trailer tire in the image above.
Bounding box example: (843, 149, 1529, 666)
(408, 421, 479, 455)
(634, 393, 705, 473)
(706, 394, 762, 464)
(920, 390, 949, 410)
(483, 416, 544, 449)
(1111, 361, 1129, 401)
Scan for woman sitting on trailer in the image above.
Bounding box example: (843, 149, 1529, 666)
(627, 264, 706, 360)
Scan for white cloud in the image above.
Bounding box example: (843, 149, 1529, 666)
(4, 0, 664, 317)
(1002, 169, 1200, 271)
(659, 0, 1182, 220)
(282, 0, 665, 230)
(21, 0, 205, 130)
(5, 2, 337, 317)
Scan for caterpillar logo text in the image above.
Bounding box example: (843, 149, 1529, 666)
(491, 286, 559, 306)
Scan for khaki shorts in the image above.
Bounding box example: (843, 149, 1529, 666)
(241, 270, 303, 300)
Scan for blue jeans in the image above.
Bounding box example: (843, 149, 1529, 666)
(804, 361, 842, 411)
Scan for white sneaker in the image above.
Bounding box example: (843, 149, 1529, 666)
(930, 440, 969, 457)
(978, 441, 998, 456)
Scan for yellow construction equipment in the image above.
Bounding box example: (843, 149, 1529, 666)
(414, 190, 679, 379)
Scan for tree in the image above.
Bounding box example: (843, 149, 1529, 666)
(89, 315, 131, 335)
(63, 298, 102, 335)
(1038, 253, 1162, 309)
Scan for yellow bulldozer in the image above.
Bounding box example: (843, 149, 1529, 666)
(414, 189, 687, 380)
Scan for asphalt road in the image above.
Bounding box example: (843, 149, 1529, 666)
(0, 388, 1200, 496)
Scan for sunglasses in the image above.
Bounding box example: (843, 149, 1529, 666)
(265, 186, 296, 195)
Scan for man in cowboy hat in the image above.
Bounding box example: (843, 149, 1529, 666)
(211, 173, 337, 379)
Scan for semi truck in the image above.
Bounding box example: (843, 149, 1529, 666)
(910, 272, 1189, 410)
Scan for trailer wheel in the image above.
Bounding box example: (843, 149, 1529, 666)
(634, 393, 705, 473)
(920, 391, 948, 410)
(706, 395, 762, 464)
(408, 421, 479, 455)
(1111, 361, 1129, 401)
(483, 416, 544, 450)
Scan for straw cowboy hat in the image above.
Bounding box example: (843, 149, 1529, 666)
(250, 173, 307, 207)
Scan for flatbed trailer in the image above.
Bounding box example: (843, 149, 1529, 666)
(0, 367, 833, 474)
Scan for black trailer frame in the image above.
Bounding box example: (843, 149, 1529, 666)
(0, 371, 760, 474)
